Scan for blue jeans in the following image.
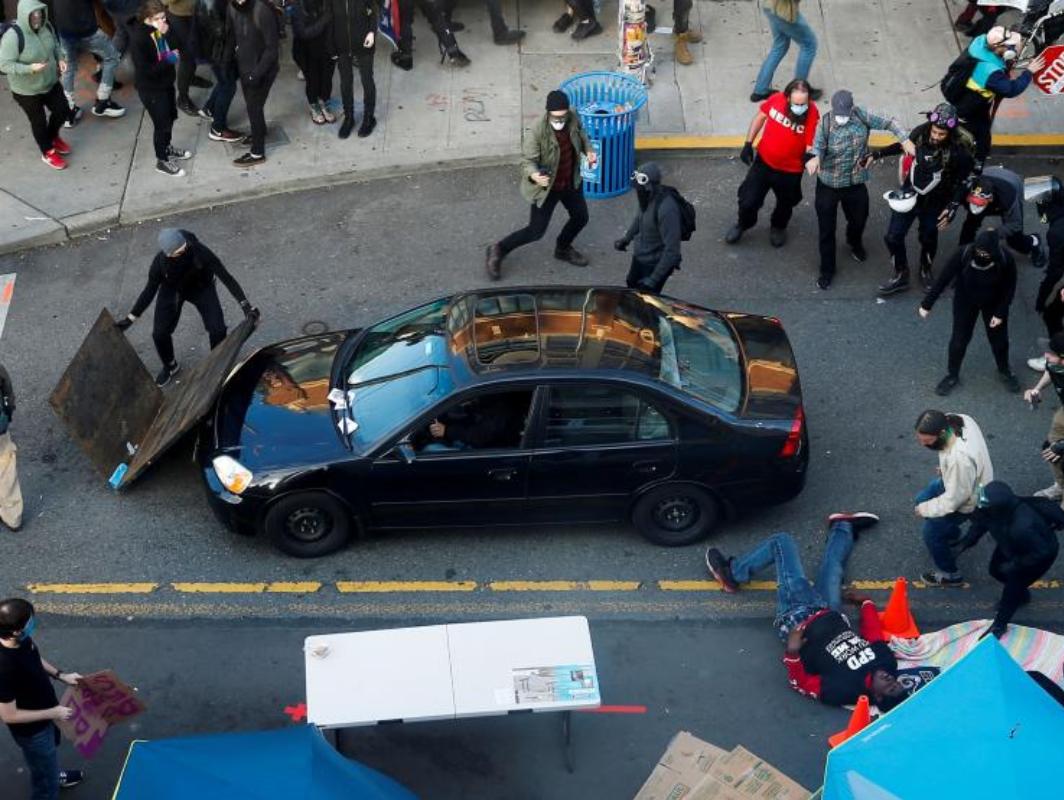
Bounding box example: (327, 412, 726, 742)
(917, 478, 968, 574)
(60, 30, 120, 101)
(14, 725, 59, 800)
(753, 9, 818, 94)
(203, 62, 239, 132)
(729, 523, 854, 640)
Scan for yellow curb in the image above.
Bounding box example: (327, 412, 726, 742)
(658, 580, 779, 591)
(636, 132, 1064, 151)
(27, 583, 159, 594)
(336, 581, 478, 593)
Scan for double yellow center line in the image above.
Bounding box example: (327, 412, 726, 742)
(23, 579, 1064, 595)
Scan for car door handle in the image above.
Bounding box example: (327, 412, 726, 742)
(489, 468, 518, 481)
(633, 460, 661, 475)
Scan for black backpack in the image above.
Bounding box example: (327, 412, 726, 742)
(658, 186, 697, 241)
(940, 51, 978, 104)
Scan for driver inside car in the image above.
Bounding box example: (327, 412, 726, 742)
(419, 392, 532, 452)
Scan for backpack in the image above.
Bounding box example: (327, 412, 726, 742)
(0, 19, 56, 73)
(658, 186, 696, 241)
(940, 51, 978, 104)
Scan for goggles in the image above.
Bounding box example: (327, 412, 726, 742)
(631, 171, 651, 186)
(928, 109, 957, 129)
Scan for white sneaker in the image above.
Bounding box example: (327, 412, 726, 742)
(1028, 356, 1047, 372)
(1033, 483, 1063, 500)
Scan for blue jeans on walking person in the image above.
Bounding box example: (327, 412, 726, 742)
(753, 9, 818, 95)
(60, 30, 120, 103)
(917, 478, 968, 575)
(729, 522, 854, 641)
(203, 62, 239, 133)
(14, 724, 60, 800)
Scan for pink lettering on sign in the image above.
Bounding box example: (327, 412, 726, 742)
(56, 670, 145, 759)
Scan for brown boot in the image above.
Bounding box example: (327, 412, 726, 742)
(683, 29, 703, 44)
(675, 33, 694, 66)
(485, 243, 502, 280)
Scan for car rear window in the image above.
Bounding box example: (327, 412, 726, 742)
(658, 312, 742, 413)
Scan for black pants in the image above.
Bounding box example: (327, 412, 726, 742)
(12, 82, 68, 155)
(152, 284, 227, 366)
(947, 292, 1010, 376)
(626, 256, 673, 294)
(884, 201, 943, 271)
(166, 12, 197, 102)
(498, 189, 589, 255)
(241, 72, 276, 157)
(959, 212, 1035, 256)
(989, 547, 1056, 631)
(736, 159, 803, 231)
(673, 0, 692, 33)
(138, 87, 176, 161)
(293, 40, 334, 105)
(570, 0, 596, 22)
(962, 104, 993, 162)
(337, 51, 375, 119)
(399, 0, 458, 53)
(815, 181, 869, 278)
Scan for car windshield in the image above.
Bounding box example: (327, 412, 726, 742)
(653, 301, 742, 412)
(347, 366, 455, 451)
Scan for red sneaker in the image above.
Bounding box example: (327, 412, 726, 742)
(52, 136, 72, 155)
(41, 148, 67, 170)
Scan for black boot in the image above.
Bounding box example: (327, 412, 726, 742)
(391, 49, 413, 70)
(919, 250, 934, 289)
(878, 269, 910, 296)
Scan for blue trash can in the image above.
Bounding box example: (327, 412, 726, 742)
(560, 71, 649, 200)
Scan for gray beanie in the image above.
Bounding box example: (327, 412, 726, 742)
(637, 162, 663, 184)
(158, 228, 186, 256)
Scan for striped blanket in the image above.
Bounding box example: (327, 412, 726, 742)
(889, 621, 1064, 688)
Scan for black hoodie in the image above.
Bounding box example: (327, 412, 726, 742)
(1035, 200, 1064, 312)
(921, 230, 1017, 318)
(128, 19, 177, 92)
(225, 0, 279, 85)
(969, 481, 1063, 574)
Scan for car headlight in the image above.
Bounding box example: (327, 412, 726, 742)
(212, 455, 253, 495)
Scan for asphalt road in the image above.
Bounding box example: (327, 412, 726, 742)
(2, 154, 1064, 798)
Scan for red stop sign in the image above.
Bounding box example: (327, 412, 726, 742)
(1034, 44, 1064, 95)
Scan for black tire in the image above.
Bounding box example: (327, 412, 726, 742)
(631, 483, 719, 546)
(263, 492, 353, 558)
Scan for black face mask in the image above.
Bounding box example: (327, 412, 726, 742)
(636, 186, 652, 209)
(924, 432, 949, 451)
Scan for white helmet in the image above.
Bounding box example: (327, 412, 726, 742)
(884, 187, 918, 213)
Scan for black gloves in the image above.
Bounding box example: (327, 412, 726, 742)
(614, 238, 629, 252)
(240, 300, 260, 321)
(115, 314, 135, 332)
(740, 142, 754, 166)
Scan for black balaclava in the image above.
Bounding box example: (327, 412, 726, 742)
(635, 161, 662, 210)
(969, 229, 1001, 271)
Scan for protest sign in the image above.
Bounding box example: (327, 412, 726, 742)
(56, 670, 145, 758)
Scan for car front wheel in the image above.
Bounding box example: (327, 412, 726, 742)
(632, 484, 719, 546)
(263, 492, 353, 558)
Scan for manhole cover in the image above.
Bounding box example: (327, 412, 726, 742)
(302, 321, 328, 335)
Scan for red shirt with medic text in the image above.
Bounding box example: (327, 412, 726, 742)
(755, 92, 820, 174)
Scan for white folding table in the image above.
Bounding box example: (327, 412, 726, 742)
(304, 615, 600, 770)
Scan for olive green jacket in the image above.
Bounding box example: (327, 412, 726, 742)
(519, 113, 591, 207)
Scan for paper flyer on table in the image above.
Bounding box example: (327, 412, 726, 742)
(511, 664, 599, 704)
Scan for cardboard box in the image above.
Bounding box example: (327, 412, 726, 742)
(634, 735, 811, 800)
(632, 731, 728, 800)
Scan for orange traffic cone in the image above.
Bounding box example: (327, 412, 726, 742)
(878, 577, 920, 639)
(828, 695, 871, 748)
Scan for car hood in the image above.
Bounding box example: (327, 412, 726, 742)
(724, 313, 802, 420)
(213, 331, 352, 471)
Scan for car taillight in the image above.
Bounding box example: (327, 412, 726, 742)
(778, 406, 804, 459)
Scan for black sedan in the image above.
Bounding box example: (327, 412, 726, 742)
(197, 287, 808, 557)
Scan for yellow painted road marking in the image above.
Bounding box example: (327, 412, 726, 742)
(27, 583, 158, 594)
(336, 581, 478, 593)
(172, 582, 269, 593)
(636, 132, 1064, 151)
(487, 580, 641, 591)
(586, 580, 642, 591)
(848, 581, 899, 591)
(659, 580, 778, 591)
(266, 582, 323, 593)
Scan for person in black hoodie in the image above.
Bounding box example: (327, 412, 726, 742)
(331, 0, 376, 138)
(614, 162, 682, 295)
(226, 0, 278, 166)
(1029, 176, 1064, 372)
(919, 229, 1019, 396)
(114, 228, 257, 386)
(290, 0, 333, 124)
(705, 513, 908, 710)
(128, 0, 194, 177)
(964, 480, 1064, 638)
(195, 0, 245, 143)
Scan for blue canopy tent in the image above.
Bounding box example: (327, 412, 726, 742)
(823, 636, 1064, 800)
(112, 725, 417, 800)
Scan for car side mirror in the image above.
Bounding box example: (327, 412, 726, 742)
(396, 442, 417, 465)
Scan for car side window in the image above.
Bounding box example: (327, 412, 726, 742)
(411, 390, 535, 453)
(544, 386, 672, 447)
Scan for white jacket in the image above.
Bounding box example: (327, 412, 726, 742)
(917, 414, 994, 518)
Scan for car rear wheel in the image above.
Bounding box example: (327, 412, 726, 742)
(632, 484, 719, 546)
(264, 492, 353, 558)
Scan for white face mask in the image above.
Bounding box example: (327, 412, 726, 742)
(969, 203, 987, 215)
(790, 103, 808, 115)
(834, 115, 850, 126)
(549, 118, 566, 131)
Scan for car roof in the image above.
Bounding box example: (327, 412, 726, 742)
(445, 286, 695, 384)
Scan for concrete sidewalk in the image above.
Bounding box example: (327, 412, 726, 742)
(1, 0, 1060, 254)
